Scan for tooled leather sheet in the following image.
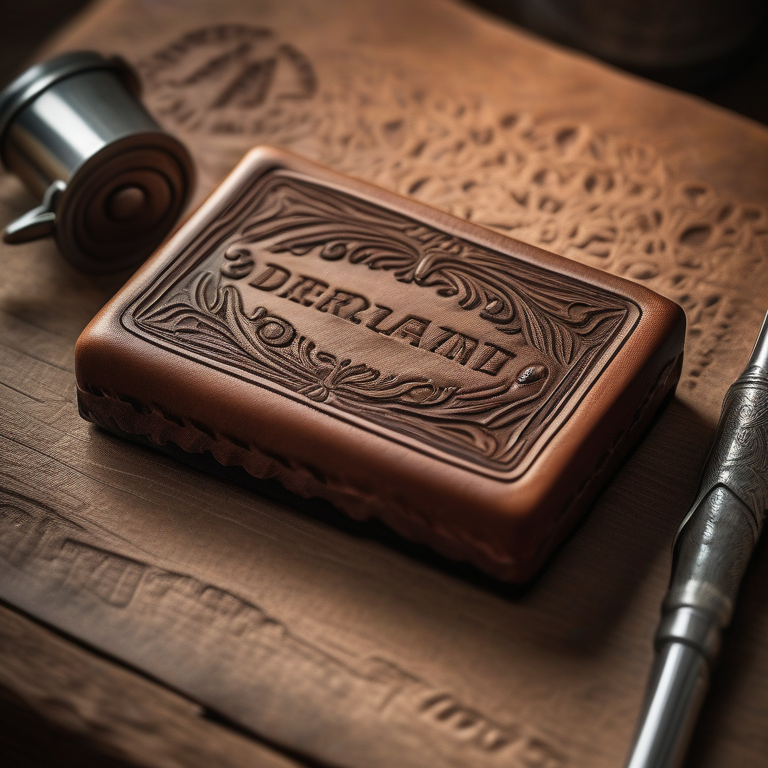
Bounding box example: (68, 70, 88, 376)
(122, 165, 639, 479)
(2, 1, 768, 768)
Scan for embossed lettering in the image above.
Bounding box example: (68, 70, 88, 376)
(365, 305, 395, 332)
(418, 692, 521, 755)
(238, 264, 522, 371)
(430, 328, 478, 365)
(472, 343, 516, 376)
(249, 263, 291, 291)
(316, 288, 371, 323)
(278, 275, 330, 306)
(366, 307, 430, 346)
(384, 316, 431, 346)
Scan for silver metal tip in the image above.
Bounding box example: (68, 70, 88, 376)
(746, 311, 768, 374)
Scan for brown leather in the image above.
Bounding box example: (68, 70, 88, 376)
(75, 147, 685, 580)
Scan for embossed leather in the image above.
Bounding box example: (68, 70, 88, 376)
(75, 147, 685, 580)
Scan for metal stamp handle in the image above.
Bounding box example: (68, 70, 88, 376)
(667, 314, 768, 637)
(692, 380, 768, 533)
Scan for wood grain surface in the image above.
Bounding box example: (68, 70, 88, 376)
(0, 602, 300, 768)
(1, 1, 767, 766)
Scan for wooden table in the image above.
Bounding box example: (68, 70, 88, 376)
(2, 1, 768, 766)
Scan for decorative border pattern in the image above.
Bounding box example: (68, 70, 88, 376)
(123, 168, 639, 477)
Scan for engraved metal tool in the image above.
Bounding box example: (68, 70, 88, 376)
(625, 311, 768, 768)
(0, 51, 194, 273)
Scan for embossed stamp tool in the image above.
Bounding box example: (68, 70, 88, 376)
(0, 51, 194, 272)
(75, 146, 685, 582)
(625, 312, 768, 768)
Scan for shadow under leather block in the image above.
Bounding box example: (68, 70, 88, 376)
(91, 420, 532, 598)
(84, 383, 697, 610)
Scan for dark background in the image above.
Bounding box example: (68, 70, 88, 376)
(1, 0, 767, 127)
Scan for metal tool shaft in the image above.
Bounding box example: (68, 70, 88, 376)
(625, 643, 708, 768)
(625, 311, 768, 768)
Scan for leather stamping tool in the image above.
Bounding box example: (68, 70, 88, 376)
(0, 51, 194, 273)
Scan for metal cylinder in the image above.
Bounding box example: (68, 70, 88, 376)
(0, 51, 194, 273)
